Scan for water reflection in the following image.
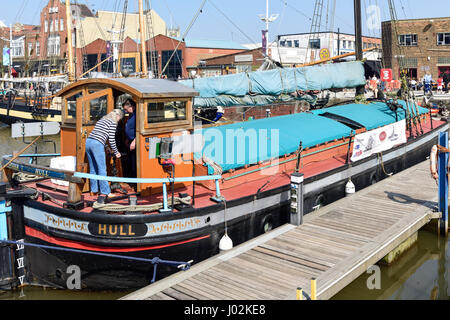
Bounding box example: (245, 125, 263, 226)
(332, 230, 449, 300)
(0, 286, 131, 300)
(0, 125, 60, 168)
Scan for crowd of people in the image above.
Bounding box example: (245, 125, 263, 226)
(408, 70, 450, 95)
(366, 69, 450, 98)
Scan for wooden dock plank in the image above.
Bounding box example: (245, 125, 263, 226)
(159, 287, 198, 300)
(197, 270, 277, 300)
(252, 246, 330, 272)
(121, 160, 441, 301)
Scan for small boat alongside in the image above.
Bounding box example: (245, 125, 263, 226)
(0, 77, 66, 124)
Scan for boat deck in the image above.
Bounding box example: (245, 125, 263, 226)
(119, 159, 441, 300)
(23, 118, 444, 214)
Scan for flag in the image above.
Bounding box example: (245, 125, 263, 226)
(261, 30, 267, 54)
(3, 47, 10, 66)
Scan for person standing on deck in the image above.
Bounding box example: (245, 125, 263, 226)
(85, 109, 124, 202)
(123, 99, 137, 180)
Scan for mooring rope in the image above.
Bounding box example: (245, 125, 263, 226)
(0, 239, 191, 269)
(0, 239, 193, 283)
(92, 196, 192, 212)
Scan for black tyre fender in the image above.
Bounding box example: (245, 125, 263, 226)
(260, 214, 274, 233)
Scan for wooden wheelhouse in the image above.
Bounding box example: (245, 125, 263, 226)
(56, 78, 199, 204)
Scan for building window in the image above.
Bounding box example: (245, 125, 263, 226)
(47, 35, 60, 56)
(398, 34, 417, 46)
(294, 40, 299, 48)
(397, 57, 418, 68)
(286, 40, 292, 47)
(342, 40, 347, 49)
(279, 40, 286, 47)
(437, 33, 450, 46)
(36, 41, 40, 56)
(11, 38, 24, 57)
(60, 19, 64, 31)
(120, 57, 136, 73)
(161, 50, 182, 79)
(44, 20, 48, 33)
(308, 39, 320, 49)
(50, 20, 54, 32)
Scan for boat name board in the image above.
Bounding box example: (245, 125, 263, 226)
(88, 223, 147, 237)
(24, 206, 207, 239)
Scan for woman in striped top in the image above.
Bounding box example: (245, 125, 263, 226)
(85, 109, 124, 200)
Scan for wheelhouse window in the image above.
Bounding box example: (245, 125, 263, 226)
(437, 33, 450, 46)
(85, 94, 108, 124)
(65, 91, 82, 121)
(398, 34, 417, 46)
(147, 101, 187, 124)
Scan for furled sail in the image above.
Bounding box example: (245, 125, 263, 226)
(180, 61, 366, 108)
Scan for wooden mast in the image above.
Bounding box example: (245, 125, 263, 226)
(65, 0, 75, 82)
(353, 0, 365, 96)
(138, 0, 148, 77)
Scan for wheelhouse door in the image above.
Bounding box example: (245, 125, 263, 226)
(75, 88, 114, 173)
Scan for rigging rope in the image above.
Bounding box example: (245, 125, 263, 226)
(160, 0, 207, 77)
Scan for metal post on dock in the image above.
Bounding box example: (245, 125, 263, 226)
(290, 172, 304, 226)
(296, 287, 303, 300)
(311, 278, 317, 300)
(438, 132, 449, 236)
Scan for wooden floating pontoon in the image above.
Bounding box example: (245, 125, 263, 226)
(120, 160, 442, 300)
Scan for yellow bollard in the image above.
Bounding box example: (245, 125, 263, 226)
(311, 278, 317, 300)
(296, 287, 303, 300)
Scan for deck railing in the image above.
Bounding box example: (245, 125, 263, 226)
(2, 154, 223, 212)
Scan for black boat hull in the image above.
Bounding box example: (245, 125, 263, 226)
(0, 103, 61, 125)
(2, 121, 448, 290)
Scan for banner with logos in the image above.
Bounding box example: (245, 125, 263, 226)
(2, 47, 10, 66)
(351, 119, 406, 162)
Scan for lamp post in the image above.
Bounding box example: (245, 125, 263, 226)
(258, 0, 278, 57)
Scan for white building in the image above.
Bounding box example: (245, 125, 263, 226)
(270, 31, 382, 66)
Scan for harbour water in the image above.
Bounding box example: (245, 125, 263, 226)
(0, 124, 448, 300)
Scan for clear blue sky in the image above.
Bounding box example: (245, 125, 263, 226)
(2, 0, 450, 45)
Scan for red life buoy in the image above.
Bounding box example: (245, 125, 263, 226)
(430, 145, 438, 181)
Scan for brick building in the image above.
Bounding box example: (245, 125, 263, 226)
(0, 23, 40, 77)
(80, 34, 246, 79)
(189, 48, 266, 77)
(382, 17, 450, 81)
(0, 0, 94, 77)
(144, 35, 246, 79)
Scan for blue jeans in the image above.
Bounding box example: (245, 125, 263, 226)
(85, 138, 110, 195)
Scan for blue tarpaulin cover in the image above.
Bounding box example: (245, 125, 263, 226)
(311, 100, 429, 130)
(196, 100, 422, 174)
(180, 61, 365, 108)
(195, 111, 353, 174)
